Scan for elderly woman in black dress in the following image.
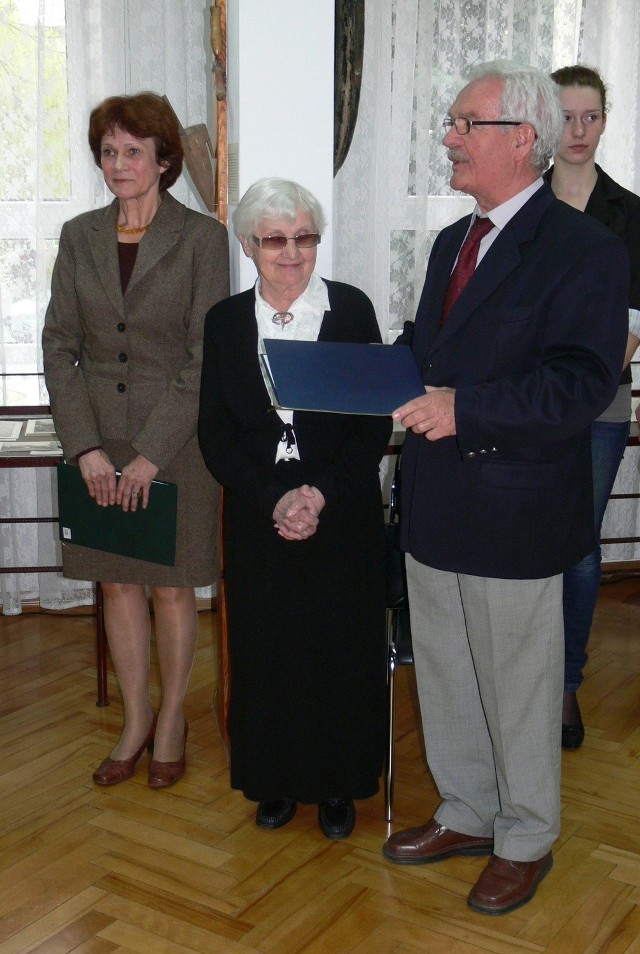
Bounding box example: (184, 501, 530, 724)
(198, 178, 391, 838)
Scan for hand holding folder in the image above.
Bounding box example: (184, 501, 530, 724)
(56, 462, 178, 566)
(261, 339, 425, 416)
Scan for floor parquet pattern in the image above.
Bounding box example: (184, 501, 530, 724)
(0, 579, 639, 952)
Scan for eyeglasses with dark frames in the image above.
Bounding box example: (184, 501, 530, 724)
(252, 233, 321, 250)
(443, 117, 522, 135)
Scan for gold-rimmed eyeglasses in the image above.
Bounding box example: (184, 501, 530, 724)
(252, 233, 321, 250)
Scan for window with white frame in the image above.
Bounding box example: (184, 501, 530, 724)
(1, 0, 67, 397)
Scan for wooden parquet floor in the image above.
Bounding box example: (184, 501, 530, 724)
(0, 580, 639, 953)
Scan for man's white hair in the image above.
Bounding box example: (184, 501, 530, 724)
(467, 60, 564, 172)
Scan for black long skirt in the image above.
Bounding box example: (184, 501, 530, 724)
(223, 481, 387, 804)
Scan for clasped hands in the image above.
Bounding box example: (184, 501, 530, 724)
(392, 385, 456, 439)
(273, 485, 326, 541)
(78, 448, 159, 511)
(271, 387, 453, 541)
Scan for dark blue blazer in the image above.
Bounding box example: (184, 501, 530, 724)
(399, 182, 629, 579)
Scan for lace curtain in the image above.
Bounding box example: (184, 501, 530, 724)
(334, 0, 589, 339)
(0, 0, 214, 613)
(334, 0, 640, 562)
(581, 0, 640, 194)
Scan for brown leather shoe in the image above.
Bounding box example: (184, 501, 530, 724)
(148, 722, 188, 789)
(92, 715, 157, 786)
(383, 818, 494, 865)
(467, 852, 553, 915)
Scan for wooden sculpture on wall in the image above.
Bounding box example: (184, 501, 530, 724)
(182, 123, 216, 213)
(159, 1, 227, 221)
(211, 1, 228, 225)
(162, 96, 217, 215)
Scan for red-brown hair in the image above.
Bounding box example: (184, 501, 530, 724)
(550, 65, 609, 115)
(88, 91, 183, 191)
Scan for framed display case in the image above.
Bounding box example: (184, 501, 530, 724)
(0, 373, 59, 465)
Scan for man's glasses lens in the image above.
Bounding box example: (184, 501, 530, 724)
(253, 234, 321, 250)
(443, 117, 471, 134)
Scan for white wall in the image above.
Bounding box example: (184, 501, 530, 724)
(226, 0, 334, 293)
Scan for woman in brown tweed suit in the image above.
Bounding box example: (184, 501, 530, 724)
(42, 92, 229, 788)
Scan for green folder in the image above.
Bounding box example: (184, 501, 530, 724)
(56, 462, 177, 566)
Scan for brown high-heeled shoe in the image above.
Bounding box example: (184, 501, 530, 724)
(92, 715, 157, 786)
(148, 722, 189, 789)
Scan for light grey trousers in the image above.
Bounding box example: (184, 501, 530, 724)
(406, 554, 564, 861)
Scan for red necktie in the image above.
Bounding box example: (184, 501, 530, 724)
(441, 216, 494, 324)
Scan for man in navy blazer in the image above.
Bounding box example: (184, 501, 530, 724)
(382, 61, 628, 915)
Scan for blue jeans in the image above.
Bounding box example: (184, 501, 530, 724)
(563, 420, 630, 691)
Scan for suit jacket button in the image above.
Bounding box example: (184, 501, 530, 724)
(118, 352, 128, 363)
(467, 451, 476, 458)
(480, 448, 487, 454)
(117, 322, 126, 332)
(117, 382, 126, 393)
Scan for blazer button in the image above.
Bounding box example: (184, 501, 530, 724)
(118, 352, 128, 363)
(467, 451, 476, 459)
(117, 322, 126, 332)
(117, 383, 126, 393)
(480, 448, 487, 454)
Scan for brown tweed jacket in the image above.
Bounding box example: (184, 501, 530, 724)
(43, 192, 229, 470)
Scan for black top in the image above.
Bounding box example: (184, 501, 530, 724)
(545, 164, 640, 385)
(117, 241, 138, 293)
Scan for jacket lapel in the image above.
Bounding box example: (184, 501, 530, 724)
(85, 193, 186, 315)
(86, 200, 125, 316)
(428, 184, 555, 356)
(127, 192, 185, 293)
(412, 218, 469, 360)
(432, 229, 522, 351)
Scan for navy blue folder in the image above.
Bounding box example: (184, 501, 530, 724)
(56, 463, 177, 566)
(262, 340, 425, 415)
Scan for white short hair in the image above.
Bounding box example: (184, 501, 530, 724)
(467, 60, 564, 172)
(232, 177, 326, 240)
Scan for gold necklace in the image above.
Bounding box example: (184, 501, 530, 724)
(116, 223, 149, 235)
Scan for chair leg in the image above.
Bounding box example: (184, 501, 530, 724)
(385, 653, 396, 823)
(96, 581, 109, 707)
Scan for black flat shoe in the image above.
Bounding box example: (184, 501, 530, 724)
(562, 721, 585, 749)
(256, 797, 297, 829)
(318, 798, 355, 839)
(562, 690, 585, 750)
